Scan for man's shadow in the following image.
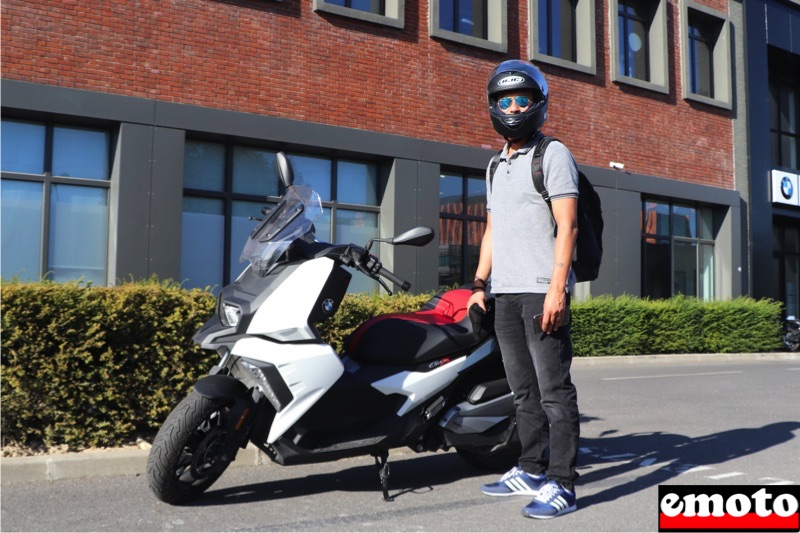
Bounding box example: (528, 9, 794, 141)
(574, 420, 800, 510)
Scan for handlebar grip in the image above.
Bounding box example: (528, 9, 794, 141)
(380, 267, 411, 291)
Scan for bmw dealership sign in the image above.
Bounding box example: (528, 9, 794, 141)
(772, 170, 800, 207)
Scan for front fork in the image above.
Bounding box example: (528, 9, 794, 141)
(193, 369, 260, 473)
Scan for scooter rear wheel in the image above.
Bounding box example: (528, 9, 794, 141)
(147, 391, 233, 504)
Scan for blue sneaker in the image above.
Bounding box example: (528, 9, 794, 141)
(522, 480, 577, 519)
(480, 466, 547, 497)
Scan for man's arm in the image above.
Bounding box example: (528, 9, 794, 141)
(542, 197, 577, 333)
(467, 212, 493, 311)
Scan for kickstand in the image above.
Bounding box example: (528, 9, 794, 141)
(372, 451, 393, 502)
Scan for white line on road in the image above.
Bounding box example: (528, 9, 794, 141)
(708, 472, 744, 480)
(602, 371, 742, 381)
(760, 477, 796, 485)
(678, 466, 714, 474)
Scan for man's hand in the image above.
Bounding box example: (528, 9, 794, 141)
(467, 290, 487, 312)
(541, 288, 567, 334)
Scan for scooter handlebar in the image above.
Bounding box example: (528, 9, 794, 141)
(378, 267, 411, 292)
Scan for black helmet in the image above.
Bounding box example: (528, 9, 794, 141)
(487, 60, 548, 140)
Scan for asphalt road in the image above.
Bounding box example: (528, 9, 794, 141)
(2, 355, 799, 532)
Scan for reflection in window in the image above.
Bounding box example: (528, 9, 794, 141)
(326, 0, 384, 15)
(618, 0, 651, 80)
(0, 119, 111, 284)
(688, 12, 715, 98)
(1, 180, 43, 281)
(539, 0, 577, 61)
(181, 141, 380, 293)
(641, 200, 715, 300)
(769, 49, 800, 171)
(439, 172, 486, 289)
(48, 185, 109, 285)
(439, 0, 488, 38)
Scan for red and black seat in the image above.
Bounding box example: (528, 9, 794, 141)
(345, 289, 479, 366)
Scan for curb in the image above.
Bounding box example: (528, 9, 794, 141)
(1, 444, 266, 486)
(2, 353, 796, 485)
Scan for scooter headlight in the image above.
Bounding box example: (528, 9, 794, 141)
(221, 302, 241, 327)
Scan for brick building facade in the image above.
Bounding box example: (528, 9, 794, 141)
(2, 0, 798, 312)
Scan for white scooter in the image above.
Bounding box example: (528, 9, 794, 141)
(147, 153, 518, 504)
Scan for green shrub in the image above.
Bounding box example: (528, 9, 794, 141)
(571, 294, 783, 356)
(0, 280, 785, 449)
(1, 278, 216, 449)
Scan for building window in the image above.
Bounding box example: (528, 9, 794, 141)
(181, 141, 381, 293)
(530, 0, 596, 74)
(1, 119, 111, 285)
(769, 49, 800, 171)
(438, 171, 486, 289)
(313, 0, 404, 29)
(773, 221, 799, 319)
(609, 0, 668, 93)
(430, 0, 507, 52)
(680, 2, 731, 109)
(641, 200, 715, 300)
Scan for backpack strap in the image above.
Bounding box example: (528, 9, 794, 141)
(531, 135, 558, 206)
(488, 151, 503, 192)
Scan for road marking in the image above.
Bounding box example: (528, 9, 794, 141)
(640, 458, 658, 466)
(677, 465, 714, 474)
(601, 453, 637, 460)
(760, 477, 796, 485)
(708, 472, 744, 480)
(602, 371, 742, 381)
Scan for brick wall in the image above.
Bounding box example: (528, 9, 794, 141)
(2, 0, 733, 187)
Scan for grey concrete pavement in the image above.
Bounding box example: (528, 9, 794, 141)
(2, 352, 797, 486)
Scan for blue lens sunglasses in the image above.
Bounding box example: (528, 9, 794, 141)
(497, 96, 532, 110)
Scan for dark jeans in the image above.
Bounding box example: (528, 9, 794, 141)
(494, 292, 580, 490)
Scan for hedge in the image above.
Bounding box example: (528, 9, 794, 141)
(0, 280, 784, 449)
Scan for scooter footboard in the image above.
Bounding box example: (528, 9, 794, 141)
(438, 391, 515, 437)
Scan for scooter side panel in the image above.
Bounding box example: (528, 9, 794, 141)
(246, 257, 335, 341)
(370, 356, 466, 416)
(231, 337, 344, 443)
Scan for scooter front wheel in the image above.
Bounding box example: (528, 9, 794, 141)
(147, 391, 235, 504)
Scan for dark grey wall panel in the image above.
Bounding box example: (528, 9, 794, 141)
(1, 80, 154, 125)
(147, 128, 185, 281)
(112, 123, 155, 282)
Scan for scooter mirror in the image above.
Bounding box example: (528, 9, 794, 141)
(390, 226, 435, 247)
(275, 152, 294, 189)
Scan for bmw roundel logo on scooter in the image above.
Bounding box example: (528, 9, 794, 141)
(781, 176, 794, 200)
(322, 299, 335, 314)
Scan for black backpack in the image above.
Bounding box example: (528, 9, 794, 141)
(489, 135, 604, 282)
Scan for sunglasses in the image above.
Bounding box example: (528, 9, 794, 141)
(497, 96, 533, 110)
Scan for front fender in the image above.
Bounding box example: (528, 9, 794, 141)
(194, 374, 248, 402)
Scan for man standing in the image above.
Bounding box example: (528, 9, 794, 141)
(467, 59, 581, 519)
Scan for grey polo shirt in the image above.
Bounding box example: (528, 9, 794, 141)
(486, 135, 579, 294)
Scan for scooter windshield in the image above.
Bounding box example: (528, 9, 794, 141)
(239, 185, 323, 275)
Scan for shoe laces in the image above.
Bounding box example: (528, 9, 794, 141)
(500, 466, 524, 481)
(535, 482, 561, 503)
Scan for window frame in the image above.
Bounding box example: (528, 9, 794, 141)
(769, 49, 800, 171)
(530, 0, 597, 75)
(609, 0, 669, 94)
(181, 140, 382, 290)
(641, 198, 717, 301)
(429, 0, 507, 53)
(313, 0, 404, 29)
(0, 119, 113, 284)
(680, 0, 732, 109)
(438, 170, 487, 289)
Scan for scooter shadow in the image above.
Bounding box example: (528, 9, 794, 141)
(191, 451, 493, 506)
